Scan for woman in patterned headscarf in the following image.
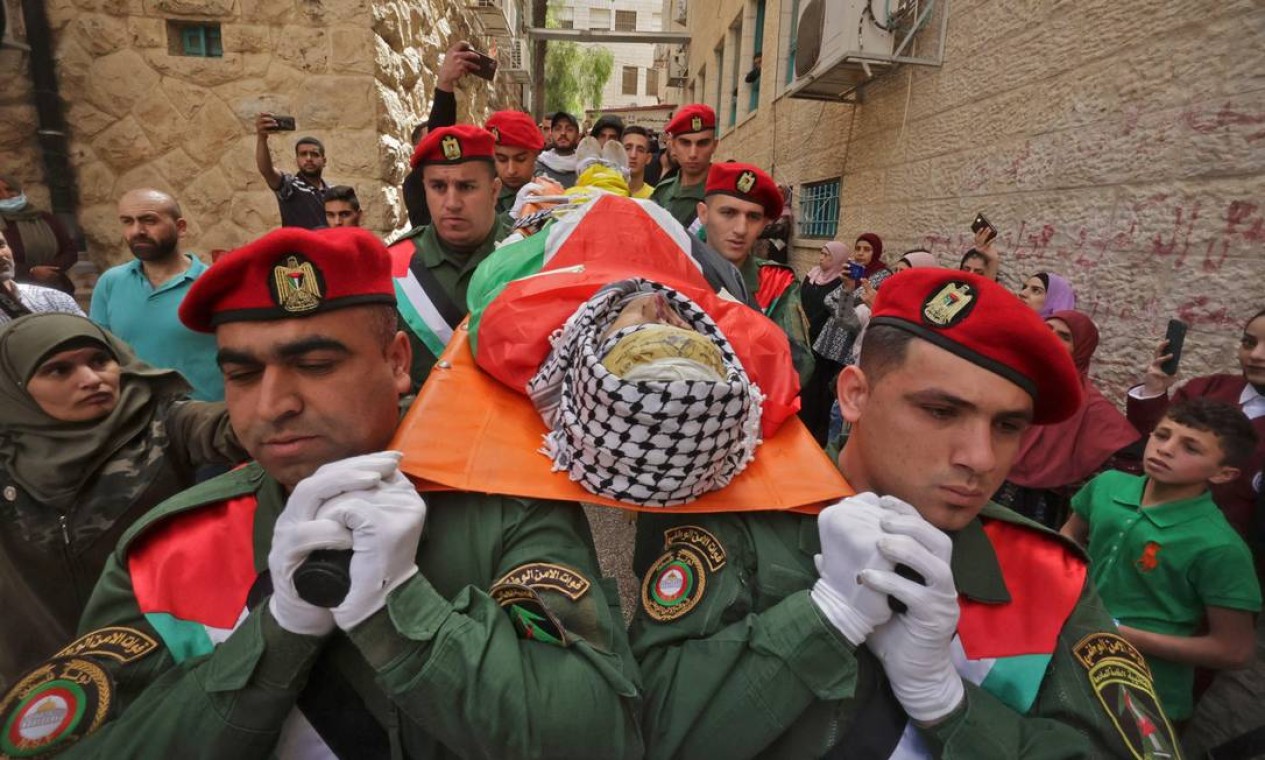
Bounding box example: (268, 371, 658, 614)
(0, 175, 78, 295)
(0, 313, 246, 685)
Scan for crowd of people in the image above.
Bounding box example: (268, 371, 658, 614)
(0, 38, 1262, 760)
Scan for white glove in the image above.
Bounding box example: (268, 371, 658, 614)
(320, 467, 427, 630)
(809, 492, 896, 645)
(862, 497, 964, 723)
(267, 452, 402, 635)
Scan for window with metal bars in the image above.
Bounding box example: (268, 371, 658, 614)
(621, 66, 638, 95)
(798, 179, 840, 238)
(167, 21, 222, 57)
(615, 10, 637, 31)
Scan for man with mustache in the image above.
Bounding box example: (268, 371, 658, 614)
(256, 116, 331, 230)
(629, 268, 1181, 758)
(88, 189, 222, 401)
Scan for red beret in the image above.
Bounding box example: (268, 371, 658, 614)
(868, 269, 1083, 424)
(179, 227, 395, 333)
(410, 124, 496, 169)
(704, 162, 783, 219)
(665, 104, 716, 137)
(485, 110, 544, 152)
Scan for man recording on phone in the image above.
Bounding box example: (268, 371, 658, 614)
(256, 112, 330, 229)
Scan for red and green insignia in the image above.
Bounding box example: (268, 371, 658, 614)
(491, 583, 568, 647)
(269, 254, 324, 314)
(1074, 633, 1179, 760)
(642, 547, 706, 622)
(922, 281, 976, 327)
(0, 658, 114, 757)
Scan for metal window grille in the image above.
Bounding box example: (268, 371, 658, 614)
(614, 10, 637, 32)
(798, 179, 840, 238)
(645, 67, 659, 95)
(177, 23, 222, 58)
(621, 66, 638, 95)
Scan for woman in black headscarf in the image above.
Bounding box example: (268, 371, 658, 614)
(0, 313, 246, 686)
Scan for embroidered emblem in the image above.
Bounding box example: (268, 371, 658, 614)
(736, 170, 756, 194)
(922, 281, 977, 327)
(690, 115, 703, 132)
(1074, 633, 1179, 760)
(663, 525, 727, 571)
(489, 126, 501, 143)
(490, 583, 568, 647)
(53, 627, 159, 665)
(642, 547, 706, 622)
(1135, 542, 1161, 573)
(495, 562, 591, 601)
(441, 135, 462, 161)
(0, 657, 114, 757)
(270, 255, 323, 314)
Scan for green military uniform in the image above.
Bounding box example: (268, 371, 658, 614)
(629, 502, 1181, 759)
(497, 182, 520, 216)
(650, 174, 706, 229)
(739, 255, 815, 388)
(43, 462, 641, 758)
(392, 217, 510, 390)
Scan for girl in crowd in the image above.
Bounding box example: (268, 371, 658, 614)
(993, 310, 1138, 527)
(0, 313, 246, 686)
(799, 241, 851, 443)
(1018, 271, 1077, 317)
(893, 249, 938, 272)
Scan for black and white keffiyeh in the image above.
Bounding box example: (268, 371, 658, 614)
(527, 279, 764, 506)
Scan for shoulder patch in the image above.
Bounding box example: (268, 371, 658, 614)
(0, 657, 114, 757)
(641, 546, 707, 622)
(663, 525, 727, 571)
(1073, 633, 1179, 760)
(53, 627, 159, 665)
(490, 584, 568, 647)
(494, 562, 591, 601)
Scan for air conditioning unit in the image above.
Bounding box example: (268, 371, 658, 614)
(470, 0, 516, 38)
(501, 38, 531, 84)
(789, 0, 895, 101)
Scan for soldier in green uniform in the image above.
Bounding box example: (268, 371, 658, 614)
(650, 104, 716, 230)
(485, 110, 544, 217)
(0, 226, 641, 759)
(389, 125, 511, 389)
(696, 162, 814, 388)
(629, 268, 1182, 759)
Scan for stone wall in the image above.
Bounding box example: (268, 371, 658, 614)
(0, 9, 54, 213)
(687, 0, 1265, 396)
(5, 0, 520, 270)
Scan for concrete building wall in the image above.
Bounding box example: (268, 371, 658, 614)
(685, 0, 1265, 394)
(1, 0, 521, 271)
(557, 0, 664, 113)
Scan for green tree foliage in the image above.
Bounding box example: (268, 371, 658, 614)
(544, 42, 614, 115)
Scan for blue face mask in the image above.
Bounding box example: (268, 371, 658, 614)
(0, 194, 29, 213)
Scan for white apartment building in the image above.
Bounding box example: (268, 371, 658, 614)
(552, 0, 665, 113)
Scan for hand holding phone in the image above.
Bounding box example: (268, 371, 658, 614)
(847, 262, 866, 281)
(1160, 319, 1188, 376)
(971, 213, 998, 245)
(469, 48, 498, 81)
(271, 115, 296, 131)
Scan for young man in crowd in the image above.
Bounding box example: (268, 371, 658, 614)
(651, 104, 717, 229)
(621, 125, 656, 199)
(1062, 398, 1260, 724)
(590, 114, 625, 147)
(534, 111, 581, 187)
(322, 186, 361, 228)
(254, 116, 329, 230)
(89, 189, 221, 401)
(9, 226, 642, 758)
(697, 162, 813, 386)
(389, 125, 511, 388)
(630, 268, 1181, 758)
(485, 109, 545, 215)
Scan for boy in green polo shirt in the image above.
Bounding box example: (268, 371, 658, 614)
(1061, 398, 1261, 721)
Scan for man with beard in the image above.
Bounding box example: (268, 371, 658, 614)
(88, 189, 222, 400)
(256, 114, 330, 229)
(485, 109, 544, 215)
(651, 104, 717, 229)
(388, 126, 511, 388)
(534, 111, 581, 187)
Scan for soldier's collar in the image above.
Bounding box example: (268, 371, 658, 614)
(949, 516, 1010, 604)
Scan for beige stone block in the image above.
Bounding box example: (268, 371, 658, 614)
(180, 165, 234, 220)
(126, 17, 166, 48)
(318, 130, 380, 177)
(92, 116, 158, 170)
(179, 95, 248, 163)
(238, 0, 292, 25)
(319, 0, 369, 24)
(240, 52, 271, 80)
(149, 0, 235, 17)
(224, 23, 271, 53)
(195, 218, 253, 256)
(113, 164, 177, 206)
(131, 92, 190, 156)
(295, 76, 376, 130)
(211, 79, 291, 124)
(85, 49, 161, 118)
(229, 189, 281, 231)
(331, 27, 376, 76)
(218, 138, 264, 189)
(77, 160, 119, 206)
(144, 50, 245, 87)
(54, 38, 96, 98)
(0, 105, 37, 151)
(79, 202, 129, 268)
(273, 25, 328, 73)
(160, 77, 211, 120)
(151, 148, 203, 190)
(72, 13, 130, 56)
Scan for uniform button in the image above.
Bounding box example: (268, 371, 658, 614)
(2, 485, 15, 501)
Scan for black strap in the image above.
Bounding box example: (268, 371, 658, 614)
(823, 678, 908, 759)
(0, 286, 32, 320)
(408, 252, 465, 330)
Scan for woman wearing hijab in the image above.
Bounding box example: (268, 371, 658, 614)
(893, 249, 938, 272)
(0, 175, 78, 295)
(1018, 271, 1077, 317)
(993, 310, 1139, 527)
(798, 241, 850, 443)
(0, 313, 246, 686)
